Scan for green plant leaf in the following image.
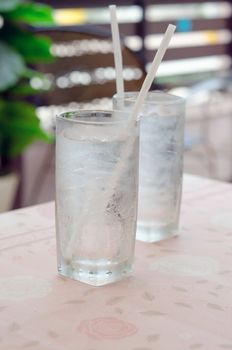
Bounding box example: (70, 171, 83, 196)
(0, 41, 25, 91)
(0, 100, 53, 157)
(4, 2, 54, 25)
(1, 25, 54, 63)
(0, 0, 21, 12)
(22, 68, 44, 79)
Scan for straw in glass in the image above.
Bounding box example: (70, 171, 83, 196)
(99, 24, 177, 207)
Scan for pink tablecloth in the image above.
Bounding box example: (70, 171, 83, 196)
(0, 175, 232, 350)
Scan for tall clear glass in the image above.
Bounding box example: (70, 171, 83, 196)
(113, 92, 185, 242)
(55, 110, 139, 286)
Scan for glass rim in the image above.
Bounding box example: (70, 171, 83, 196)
(56, 109, 131, 125)
(113, 90, 185, 105)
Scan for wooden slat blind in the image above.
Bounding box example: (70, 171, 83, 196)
(38, 1, 232, 86)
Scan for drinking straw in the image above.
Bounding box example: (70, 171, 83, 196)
(65, 24, 176, 260)
(100, 24, 177, 203)
(109, 5, 124, 99)
(128, 24, 176, 127)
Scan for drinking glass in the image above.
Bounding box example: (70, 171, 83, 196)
(113, 91, 185, 242)
(55, 110, 139, 285)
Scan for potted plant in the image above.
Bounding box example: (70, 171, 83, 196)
(0, 0, 55, 211)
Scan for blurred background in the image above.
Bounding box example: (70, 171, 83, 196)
(0, 0, 232, 211)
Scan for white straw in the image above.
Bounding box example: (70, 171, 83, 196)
(109, 4, 124, 98)
(129, 24, 176, 126)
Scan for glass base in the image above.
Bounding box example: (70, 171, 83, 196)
(137, 220, 178, 243)
(58, 259, 132, 286)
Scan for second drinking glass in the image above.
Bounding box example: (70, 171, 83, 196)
(113, 91, 185, 242)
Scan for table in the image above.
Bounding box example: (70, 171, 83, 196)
(0, 174, 232, 350)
